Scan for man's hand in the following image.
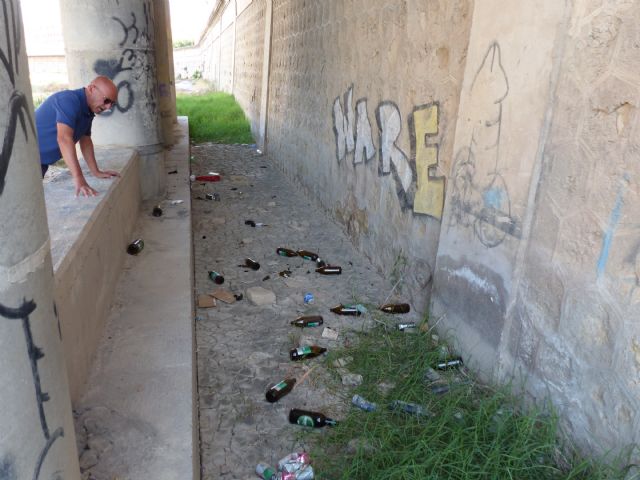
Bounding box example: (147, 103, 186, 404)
(74, 177, 98, 197)
(92, 169, 120, 179)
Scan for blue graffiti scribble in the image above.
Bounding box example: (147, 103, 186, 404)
(483, 187, 506, 210)
(597, 175, 629, 278)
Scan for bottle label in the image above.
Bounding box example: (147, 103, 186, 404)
(273, 381, 287, 391)
(296, 346, 312, 356)
(307, 322, 319, 327)
(296, 415, 315, 427)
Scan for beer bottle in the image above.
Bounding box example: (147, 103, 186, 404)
(330, 304, 361, 316)
(265, 378, 296, 403)
(290, 315, 323, 328)
(208, 271, 224, 284)
(297, 250, 319, 261)
(397, 322, 417, 331)
(255, 463, 277, 480)
(316, 265, 342, 275)
(288, 408, 337, 428)
(276, 247, 298, 257)
(435, 357, 464, 370)
(380, 303, 410, 314)
(244, 258, 261, 270)
(289, 345, 327, 361)
(126, 239, 144, 255)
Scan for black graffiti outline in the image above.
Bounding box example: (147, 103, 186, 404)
(0, 300, 65, 480)
(0, 0, 35, 196)
(112, 12, 139, 47)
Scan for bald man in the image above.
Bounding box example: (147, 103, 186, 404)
(35, 76, 120, 197)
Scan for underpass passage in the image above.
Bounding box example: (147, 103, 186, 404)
(191, 144, 419, 478)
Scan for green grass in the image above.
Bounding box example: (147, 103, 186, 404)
(309, 319, 635, 479)
(176, 92, 254, 144)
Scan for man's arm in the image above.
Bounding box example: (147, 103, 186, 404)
(57, 123, 97, 197)
(78, 135, 120, 179)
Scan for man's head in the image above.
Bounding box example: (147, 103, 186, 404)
(86, 76, 118, 114)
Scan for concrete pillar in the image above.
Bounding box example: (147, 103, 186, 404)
(163, 0, 178, 123)
(60, 0, 166, 200)
(154, 0, 175, 145)
(0, 2, 80, 478)
(258, 0, 273, 151)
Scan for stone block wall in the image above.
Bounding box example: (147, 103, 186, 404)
(189, 0, 639, 459)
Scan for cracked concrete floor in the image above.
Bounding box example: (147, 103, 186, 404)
(191, 144, 421, 478)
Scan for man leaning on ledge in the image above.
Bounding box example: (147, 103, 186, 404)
(35, 75, 121, 197)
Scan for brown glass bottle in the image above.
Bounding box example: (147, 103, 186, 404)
(126, 239, 144, 255)
(380, 303, 410, 314)
(290, 345, 327, 361)
(265, 378, 296, 402)
(208, 270, 225, 284)
(330, 304, 361, 316)
(297, 250, 319, 261)
(316, 265, 342, 275)
(289, 408, 337, 428)
(244, 258, 261, 270)
(276, 247, 298, 257)
(290, 315, 324, 328)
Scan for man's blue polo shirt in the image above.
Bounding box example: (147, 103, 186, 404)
(35, 88, 95, 165)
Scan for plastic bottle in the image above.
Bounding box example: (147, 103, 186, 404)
(316, 265, 342, 275)
(352, 394, 377, 412)
(330, 304, 361, 316)
(277, 247, 299, 257)
(126, 239, 144, 255)
(244, 258, 261, 270)
(277, 452, 311, 473)
(297, 250, 319, 261)
(290, 316, 323, 328)
(256, 463, 277, 480)
(289, 345, 327, 361)
(389, 400, 429, 417)
(289, 408, 337, 428)
(380, 303, 410, 314)
(208, 271, 224, 284)
(435, 357, 464, 370)
(265, 378, 296, 403)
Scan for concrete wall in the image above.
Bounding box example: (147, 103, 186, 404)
(185, 0, 639, 459)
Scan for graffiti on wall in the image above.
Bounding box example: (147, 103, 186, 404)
(0, 0, 35, 196)
(449, 42, 521, 248)
(0, 300, 65, 479)
(93, 1, 157, 116)
(332, 86, 444, 219)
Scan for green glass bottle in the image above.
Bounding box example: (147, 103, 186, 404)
(208, 270, 224, 284)
(265, 378, 296, 402)
(290, 315, 324, 328)
(244, 258, 261, 270)
(126, 238, 144, 255)
(297, 250, 319, 261)
(330, 304, 361, 316)
(276, 247, 298, 257)
(288, 408, 337, 428)
(289, 345, 327, 361)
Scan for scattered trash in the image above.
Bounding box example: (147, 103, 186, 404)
(330, 304, 365, 316)
(435, 357, 464, 370)
(202, 236, 207, 239)
(341, 372, 363, 387)
(266, 378, 296, 402)
(297, 250, 319, 261)
(303, 293, 314, 304)
(321, 327, 339, 340)
(168, 169, 178, 174)
(289, 408, 337, 428)
(279, 269, 293, 278)
(205, 193, 214, 200)
(244, 258, 261, 270)
(290, 345, 326, 361)
(190, 174, 221, 182)
(262, 275, 271, 281)
(245, 220, 255, 227)
(316, 265, 341, 275)
(234, 293, 243, 301)
(255, 463, 277, 480)
(291, 315, 323, 328)
(170, 200, 184, 205)
(211, 288, 236, 304)
(352, 394, 377, 412)
(423, 367, 442, 383)
(277, 247, 299, 257)
(380, 303, 410, 314)
(397, 322, 417, 331)
(212, 193, 221, 201)
(231, 187, 238, 191)
(197, 294, 216, 308)
(332, 356, 352, 368)
(256, 149, 263, 155)
(431, 384, 451, 395)
(246, 286, 276, 305)
(126, 239, 144, 255)
(277, 452, 311, 474)
(208, 270, 225, 284)
(152, 206, 163, 217)
(389, 400, 430, 417)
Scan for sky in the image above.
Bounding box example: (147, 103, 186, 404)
(169, 0, 217, 42)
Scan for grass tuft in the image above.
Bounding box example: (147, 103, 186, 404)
(309, 323, 634, 479)
(176, 92, 254, 144)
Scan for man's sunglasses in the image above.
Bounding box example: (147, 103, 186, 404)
(94, 84, 116, 106)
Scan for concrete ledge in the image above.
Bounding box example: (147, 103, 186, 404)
(45, 148, 141, 403)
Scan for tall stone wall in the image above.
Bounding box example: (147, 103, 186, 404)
(188, 0, 639, 458)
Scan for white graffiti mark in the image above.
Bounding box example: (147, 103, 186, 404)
(442, 266, 500, 300)
(354, 99, 375, 165)
(376, 102, 412, 194)
(332, 85, 355, 163)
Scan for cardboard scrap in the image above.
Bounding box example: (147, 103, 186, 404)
(322, 327, 339, 340)
(197, 294, 216, 308)
(211, 288, 236, 304)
